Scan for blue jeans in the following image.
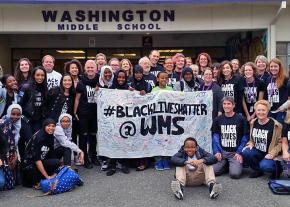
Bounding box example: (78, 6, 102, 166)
(0, 168, 5, 190)
(242, 147, 276, 173)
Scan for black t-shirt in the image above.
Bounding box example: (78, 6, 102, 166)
(264, 76, 289, 110)
(243, 78, 266, 114)
(167, 72, 180, 88)
(2, 93, 14, 118)
(212, 113, 248, 152)
(143, 73, 157, 88)
(258, 72, 270, 83)
(34, 132, 55, 161)
(282, 123, 290, 147)
(150, 65, 164, 77)
(252, 119, 274, 153)
(76, 79, 98, 116)
(220, 76, 244, 113)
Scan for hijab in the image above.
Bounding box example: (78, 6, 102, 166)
(5, 104, 22, 145)
(57, 113, 72, 139)
(111, 70, 128, 90)
(182, 67, 196, 88)
(130, 65, 148, 92)
(99, 65, 114, 88)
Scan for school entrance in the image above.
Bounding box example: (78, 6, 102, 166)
(8, 30, 267, 73)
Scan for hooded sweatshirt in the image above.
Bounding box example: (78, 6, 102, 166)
(54, 113, 81, 154)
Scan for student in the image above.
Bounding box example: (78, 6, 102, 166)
(0, 75, 18, 118)
(99, 65, 114, 88)
(128, 65, 152, 95)
(54, 113, 84, 166)
(212, 97, 248, 179)
(149, 50, 163, 77)
(64, 59, 83, 164)
(64, 59, 83, 88)
(173, 67, 201, 92)
(196, 53, 212, 75)
(14, 58, 33, 89)
(110, 69, 129, 90)
(212, 62, 220, 82)
(243, 100, 282, 179)
(163, 57, 179, 88)
(128, 65, 151, 171)
(185, 57, 193, 67)
(173, 53, 185, 79)
(218, 60, 244, 114)
(106, 70, 130, 176)
(264, 58, 289, 123)
(0, 104, 22, 190)
(139, 56, 157, 88)
(231, 59, 240, 75)
(74, 60, 99, 169)
(95, 53, 107, 73)
(152, 72, 172, 170)
(199, 68, 223, 119)
(255, 55, 270, 82)
(25, 119, 61, 187)
(120, 59, 133, 77)
(42, 55, 62, 90)
(18, 66, 48, 133)
(241, 62, 265, 122)
(108, 58, 120, 73)
(170, 137, 222, 200)
(47, 74, 75, 122)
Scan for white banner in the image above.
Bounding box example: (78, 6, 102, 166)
(97, 89, 213, 158)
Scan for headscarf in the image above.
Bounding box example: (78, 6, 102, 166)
(5, 104, 22, 145)
(182, 67, 196, 88)
(99, 65, 114, 88)
(57, 113, 72, 139)
(42, 118, 56, 132)
(111, 70, 128, 90)
(129, 65, 148, 92)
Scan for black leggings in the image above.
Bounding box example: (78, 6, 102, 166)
(55, 146, 72, 166)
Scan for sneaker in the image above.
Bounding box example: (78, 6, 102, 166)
(209, 182, 222, 199)
(155, 160, 164, 171)
(163, 160, 170, 170)
(106, 169, 116, 176)
(171, 180, 184, 200)
(249, 170, 264, 178)
(101, 161, 109, 171)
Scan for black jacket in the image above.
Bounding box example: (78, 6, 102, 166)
(171, 146, 217, 166)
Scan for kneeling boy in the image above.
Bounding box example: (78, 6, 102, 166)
(171, 137, 222, 199)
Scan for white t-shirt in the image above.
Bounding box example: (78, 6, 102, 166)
(47, 70, 62, 89)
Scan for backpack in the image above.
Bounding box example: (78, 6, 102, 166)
(268, 179, 290, 195)
(40, 166, 83, 195)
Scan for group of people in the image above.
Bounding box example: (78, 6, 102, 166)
(0, 50, 289, 200)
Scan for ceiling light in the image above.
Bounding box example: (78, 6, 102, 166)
(57, 50, 85, 54)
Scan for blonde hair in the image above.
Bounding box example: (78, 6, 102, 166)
(139, 56, 150, 65)
(42, 55, 55, 63)
(254, 100, 271, 112)
(240, 62, 258, 76)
